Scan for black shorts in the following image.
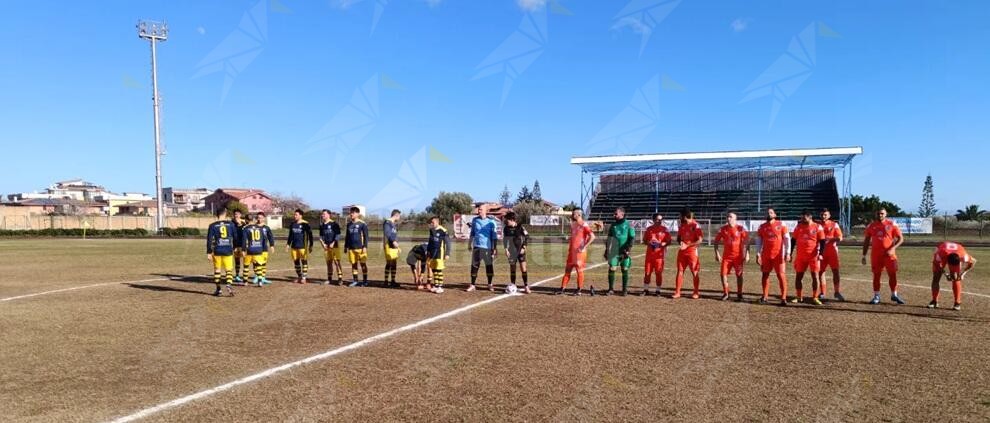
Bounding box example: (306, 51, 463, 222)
(507, 246, 526, 264)
(472, 248, 494, 266)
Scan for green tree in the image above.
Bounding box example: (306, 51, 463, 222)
(532, 180, 542, 202)
(562, 201, 580, 212)
(225, 200, 249, 217)
(848, 195, 905, 226)
(917, 174, 937, 217)
(512, 200, 552, 226)
(426, 192, 474, 222)
(517, 185, 532, 204)
(955, 205, 988, 221)
(499, 185, 512, 207)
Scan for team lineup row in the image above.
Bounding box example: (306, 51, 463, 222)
(204, 205, 977, 310)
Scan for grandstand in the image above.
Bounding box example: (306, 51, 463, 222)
(571, 147, 862, 230)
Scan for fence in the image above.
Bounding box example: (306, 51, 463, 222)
(0, 215, 218, 231)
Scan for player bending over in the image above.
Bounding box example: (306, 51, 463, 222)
(206, 208, 239, 297)
(383, 209, 402, 289)
(790, 210, 825, 305)
(559, 208, 596, 296)
(345, 207, 371, 287)
(642, 213, 671, 296)
(502, 212, 532, 294)
(604, 207, 635, 296)
(286, 209, 314, 284)
(426, 216, 451, 294)
(713, 212, 750, 301)
(407, 243, 430, 290)
(862, 208, 905, 305)
(930, 241, 976, 311)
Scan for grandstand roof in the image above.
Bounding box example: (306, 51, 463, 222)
(571, 147, 862, 174)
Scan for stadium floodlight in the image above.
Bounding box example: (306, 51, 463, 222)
(137, 20, 168, 234)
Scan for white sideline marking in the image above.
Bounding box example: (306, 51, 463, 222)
(106, 257, 632, 423)
(0, 269, 295, 303)
(844, 277, 990, 299)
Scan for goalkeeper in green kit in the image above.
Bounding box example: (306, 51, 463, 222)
(604, 207, 636, 296)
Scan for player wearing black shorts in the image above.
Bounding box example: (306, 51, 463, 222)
(502, 212, 531, 294)
(407, 243, 429, 290)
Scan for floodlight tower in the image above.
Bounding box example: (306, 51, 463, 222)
(137, 20, 168, 233)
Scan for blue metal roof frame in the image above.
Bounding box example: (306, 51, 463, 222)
(571, 147, 862, 175)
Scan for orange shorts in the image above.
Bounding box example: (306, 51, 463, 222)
(644, 256, 665, 275)
(720, 256, 744, 277)
(821, 251, 840, 271)
(677, 252, 700, 273)
(567, 251, 588, 269)
(871, 254, 898, 275)
(793, 255, 821, 274)
(760, 254, 786, 274)
(932, 261, 961, 274)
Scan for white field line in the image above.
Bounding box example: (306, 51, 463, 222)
(106, 256, 636, 423)
(843, 277, 990, 299)
(0, 268, 295, 303)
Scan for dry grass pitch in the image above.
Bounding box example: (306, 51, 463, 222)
(1, 238, 989, 422)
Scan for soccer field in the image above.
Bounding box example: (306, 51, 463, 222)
(1, 239, 988, 422)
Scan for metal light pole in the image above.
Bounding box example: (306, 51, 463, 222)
(137, 20, 168, 234)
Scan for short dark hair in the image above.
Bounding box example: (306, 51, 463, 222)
(215, 208, 227, 218)
(505, 211, 518, 221)
(294, 208, 304, 215)
(572, 207, 583, 213)
(257, 211, 266, 218)
(431, 215, 442, 223)
(233, 209, 242, 215)
(821, 208, 831, 214)
(947, 253, 961, 266)
(615, 207, 625, 213)
(321, 209, 331, 214)
(350, 207, 361, 214)
(652, 213, 663, 220)
(680, 209, 694, 219)
(801, 209, 813, 217)
(391, 209, 402, 217)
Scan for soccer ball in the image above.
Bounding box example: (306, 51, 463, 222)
(505, 284, 518, 294)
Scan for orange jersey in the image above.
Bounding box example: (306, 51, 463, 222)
(865, 219, 902, 256)
(714, 224, 748, 258)
(644, 224, 672, 257)
(821, 220, 843, 246)
(934, 242, 972, 266)
(757, 220, 789, 256)
(792, 222, 825, 258)
(568, 221, 594, 255)
(677, 221, 704, 254)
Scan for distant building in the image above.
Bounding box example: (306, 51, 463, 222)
(92, 192, 154, 215)
(202, 188, 276, 215)
(1, 198, 107, 215)
(115, 200, 180, 217)
(163, 187, 212, 213)
(7, 179, 112, 202)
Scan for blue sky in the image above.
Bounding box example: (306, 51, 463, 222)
(1, 0, 987, 214)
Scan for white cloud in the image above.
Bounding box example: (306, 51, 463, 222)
(730, 18, 750, 33)
(517, 0, 546, 12)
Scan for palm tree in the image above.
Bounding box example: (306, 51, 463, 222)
(955, 204, 988, 221)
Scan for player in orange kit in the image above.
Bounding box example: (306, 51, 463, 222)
(713, 211, 750, 301)
(559, 208, 596, 296)
(817, 208, 845, 302)
(862, 208, 905, 305)
(756, 208, 790, 305)
(789, 210, 826, 305)
(929, 241, 977, 311)
(641, 213, 672, 296)
(674, 209, 705, 299)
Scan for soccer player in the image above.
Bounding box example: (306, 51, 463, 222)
(344, 207, 370, 287)
(674, 209, 704, 299)
(319, 209, 343, 285)
(559, 208, 596, 296)
(818, 208, 845, 301)
(206, 208, 239, 297)
(929, 241, 977, 311)
(407, 242, 429, 290)
(756, 207, 790, 305)
(642, 213, 671, 296)
(426, 216, 451, 294)
(713, 211, 750, 301)
(383, 209, 402, 289)
(242, 214, 275, 286)
(254, 212, 276, 285)
(862, 208, 905, 305)
(468, 204, 499, 292)
(286, 209, 314, 284)
(502, 211, 532, 294)
(232, 209, 247, 285)
(604, 207, 635, 296)
(790, 210, 826, 305)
